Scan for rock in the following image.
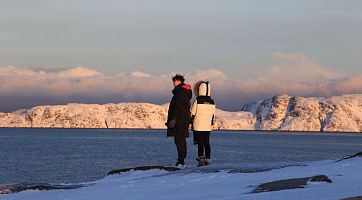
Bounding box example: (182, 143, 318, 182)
(336, 152, 362, 162)
(342, 196, 362, 200)
(280, 97, 321, 131)
(107, 165, 181, 175)
(241, 101, 262, 114)
(258, 95, 291, 130)
(251, 175, 332, 193)
(0, 183, 83, 195)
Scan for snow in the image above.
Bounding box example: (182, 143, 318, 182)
(0, 103, 254, 130)
(2, 158, 362, 200)
(215, 109, 256, 130)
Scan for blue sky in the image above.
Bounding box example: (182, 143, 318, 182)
(0, 0, 362, 111)
(1, 0, 361, 77)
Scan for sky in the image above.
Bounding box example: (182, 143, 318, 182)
(0, 0, 362, 112)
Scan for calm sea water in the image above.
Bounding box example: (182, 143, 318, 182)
(0, 128, 362, 185)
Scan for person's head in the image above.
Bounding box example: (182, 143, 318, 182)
(172, 74, 185, 87)
(194, 81, 211, 97)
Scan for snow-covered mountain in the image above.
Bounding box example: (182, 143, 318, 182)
(1, 94, 362, 132)
(242, 94, 362, 132)
(0, 102, 254, 130)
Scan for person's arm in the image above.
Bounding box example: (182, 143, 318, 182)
(190, 101, 197, 125)
(166, 95, 177, 128)
(211, 104, 216, 125)
(167, 96, 175, 121)
(191, 101, 197, 117)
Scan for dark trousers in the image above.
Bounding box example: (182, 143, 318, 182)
(174, 135, 187, 162)
(195, 131, 211, 159)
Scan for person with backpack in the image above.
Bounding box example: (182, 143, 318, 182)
(190, 81, 216, 166)
(165, 74, 192, 167)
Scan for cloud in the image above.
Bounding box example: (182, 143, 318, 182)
(245, 53, 360, 97)
(129, 71, 152, 78)
(257, 52, 343, 82)
(1, 53, 362, 112)
(188, 69, 230, 82)
(0, 66, 173, 112)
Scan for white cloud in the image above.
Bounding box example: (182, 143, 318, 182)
(0, 53, 362, 112)
(258, 52, 344, 82)
(130, 71, 152, 78)
(188, 69, 230, 82)
(54, 66, 102, 78)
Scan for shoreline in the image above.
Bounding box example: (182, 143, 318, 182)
(0, 127, 361, 134)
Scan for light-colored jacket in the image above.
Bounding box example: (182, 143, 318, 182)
(191, 81, 216, 132)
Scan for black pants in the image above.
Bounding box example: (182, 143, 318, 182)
(195, 131, 211, 159)
(174, 135, 187, 162)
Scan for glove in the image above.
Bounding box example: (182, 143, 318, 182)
(165, 118, 176, 129)
(211, 116, 216, 125)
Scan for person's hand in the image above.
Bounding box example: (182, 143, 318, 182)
(166, 118, 176, 129)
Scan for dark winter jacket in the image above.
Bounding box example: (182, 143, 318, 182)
(166, 83, 192, 137)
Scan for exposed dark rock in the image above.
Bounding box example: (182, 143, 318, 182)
(226, 164, 306, 174)
(342, 196, 362, 200)
(0, 183, 83, 195)
(251, 175, 332, 194)
(310, 175, 332, 183)
(336, 152, 362, 162)
(107, 165, 180, 175)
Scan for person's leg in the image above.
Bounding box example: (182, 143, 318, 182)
(196, 132, 204, 158)
(193, 131, 198, 145)
(174, 135, 187, 165)
(204, 132, 211, 159)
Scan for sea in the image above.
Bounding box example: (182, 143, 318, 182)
(1, 128, 362, 185)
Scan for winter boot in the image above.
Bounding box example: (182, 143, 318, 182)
(203, 159, 211, 166)
(175, 159, 185, 167)
(196, 156, 206, 167)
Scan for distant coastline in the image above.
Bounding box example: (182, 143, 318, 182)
(1, 94, 362, 133)
(0, 127, 361, 134)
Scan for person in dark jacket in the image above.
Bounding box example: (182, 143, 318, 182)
(165, 74, 192, 166)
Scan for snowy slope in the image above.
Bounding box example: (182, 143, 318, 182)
(2, 157, 362, 200)
(214, 109, 255, 130)
(0, 103, 253, 130)
(1, 94, 362, 132)
(242, 94, 362, 132)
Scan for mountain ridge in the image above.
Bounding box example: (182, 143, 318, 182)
(1, 94, 361, 132)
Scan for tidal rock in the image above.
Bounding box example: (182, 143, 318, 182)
(336, 152, 362, 162)
(342, 196, 362, 200)
(108, 165, 180, 175)
(251, 175, 332, 193)
(0, 183, 83, 195)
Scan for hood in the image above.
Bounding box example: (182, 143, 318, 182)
(173, 83, 192, 99)
(194, 81, 211, 97)
(182, 84, 192, 90)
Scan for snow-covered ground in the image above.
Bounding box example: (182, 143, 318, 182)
(2, 157, 362, 200)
